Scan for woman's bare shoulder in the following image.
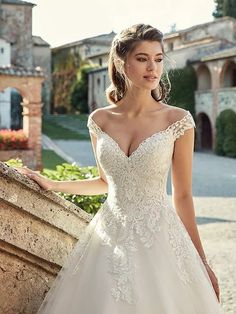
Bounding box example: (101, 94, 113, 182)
(89, 105, 115, 127)
(165, 105, 189, 124)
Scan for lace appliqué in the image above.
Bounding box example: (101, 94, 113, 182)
(97, 198, 167, 305)
(172, 111, 196, 141)
(162, 207, 203, 285)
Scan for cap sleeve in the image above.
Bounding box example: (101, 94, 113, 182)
(87, 114, 103, 137)
(172, 111, 196, 141)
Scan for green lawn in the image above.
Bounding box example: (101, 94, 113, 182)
(42, 149, 67, 170)
(42, 114, 90, 140)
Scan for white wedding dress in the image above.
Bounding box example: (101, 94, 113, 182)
(37, 110, 221, 314)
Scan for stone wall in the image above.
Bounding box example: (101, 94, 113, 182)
(218, 87, 236, 113)
(183, 17, 236, 44)
(0, 2, 52, 114)
(0, 2, 33, 68)
(0, 161, 93, 313)
(195, 91, 213, 120)
(88, 67, 109, 111)
(32, 43, 52, 115)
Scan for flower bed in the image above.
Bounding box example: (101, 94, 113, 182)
(0, 129, 28, 150)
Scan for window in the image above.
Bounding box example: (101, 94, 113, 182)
(168, 42, 174, 51)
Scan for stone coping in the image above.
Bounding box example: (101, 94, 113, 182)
(0, 65, 44, 77)
(0, 161, 93, 223)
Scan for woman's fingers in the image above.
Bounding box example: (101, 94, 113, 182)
(14, 166, 38, 176)
(206, 265, 220, 302)
(12, 164, 53, 191)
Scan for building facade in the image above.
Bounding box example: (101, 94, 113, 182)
(0, 0, 51, 118)
(51, 31, 115, 113)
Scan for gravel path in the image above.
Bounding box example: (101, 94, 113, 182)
(192, 197, 236, 314)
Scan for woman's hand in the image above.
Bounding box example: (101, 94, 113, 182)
(204, 263, 220, 303)
(14, 166, 55, 191)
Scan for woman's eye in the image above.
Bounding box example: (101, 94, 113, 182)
(137, 58, 147, 62)
(155, 59, 163, 62)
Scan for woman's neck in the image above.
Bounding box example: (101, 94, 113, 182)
(117, 89, 160, 116)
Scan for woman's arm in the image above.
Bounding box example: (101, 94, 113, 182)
(50, 130, 108, 195)
(171, 126, 207, 261)
(172, 125, 220, 302)
(15, 132, 108, 196)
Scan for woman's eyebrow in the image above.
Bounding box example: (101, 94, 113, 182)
(134, 52, 163, 56)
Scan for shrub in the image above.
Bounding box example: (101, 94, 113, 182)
(42, 163, 107, 215)
(215, 109, 236, 158)
(0, 129, 28, 150)
(70, 64, 98, 114)
(168, 65, 197, 114)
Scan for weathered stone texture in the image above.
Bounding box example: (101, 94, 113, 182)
(0, 3, 33, 68)
(0, 161, 92, 313)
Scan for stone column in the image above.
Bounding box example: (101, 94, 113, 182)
(209, 61, 221, 150)
(21, 100, 43, 170)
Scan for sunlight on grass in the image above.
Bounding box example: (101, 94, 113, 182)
(42, 149, 67, 170)
(42, 115, 89, 140)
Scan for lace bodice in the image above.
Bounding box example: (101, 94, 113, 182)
(87, 110, 195, 207)
(72, 110, 201, 305)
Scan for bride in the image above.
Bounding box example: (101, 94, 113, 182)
(16, 23, 221, 313)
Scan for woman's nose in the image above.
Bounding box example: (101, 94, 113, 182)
(147, 60, 156, 71)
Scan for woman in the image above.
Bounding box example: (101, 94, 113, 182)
(17, 24, 221, 313)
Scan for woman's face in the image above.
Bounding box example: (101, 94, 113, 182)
(123, 40, 164, 90)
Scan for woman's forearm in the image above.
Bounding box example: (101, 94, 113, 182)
(50, 177, 108, 195)
(172, 194, 207, 261)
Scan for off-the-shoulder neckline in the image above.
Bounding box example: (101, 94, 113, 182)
(87, 110, 194, 159)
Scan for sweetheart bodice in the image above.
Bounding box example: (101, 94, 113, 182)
(87, 110, 196, 208)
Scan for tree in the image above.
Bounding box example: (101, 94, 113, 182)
(213, 0, 224, 18)
(213, 0, 236, 18)
(223, 0, 236, 18)
(70, 64, 98, 114)
(168, 65, 197, 115)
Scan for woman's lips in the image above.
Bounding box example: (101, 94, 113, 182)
(143, 76, 158, 81)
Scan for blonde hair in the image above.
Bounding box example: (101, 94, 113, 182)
(106, 23, 171, 105)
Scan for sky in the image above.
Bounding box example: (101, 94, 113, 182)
(31, 0, 216, 48)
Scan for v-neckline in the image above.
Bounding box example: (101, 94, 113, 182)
(88, 111, 190, 159)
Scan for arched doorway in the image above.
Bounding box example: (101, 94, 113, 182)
(197, 64, 211, 91)
(0, 87, 23, 130)
(221, 61, 236, 87)
(0, 67, 44, 169)
(197, 112, 212, 150)
(11, 88, 23, 130)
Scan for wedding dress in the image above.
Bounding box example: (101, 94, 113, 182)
(37, 110, 221, 314)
